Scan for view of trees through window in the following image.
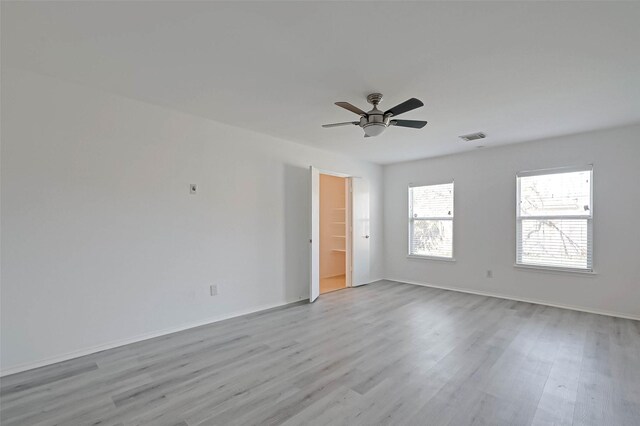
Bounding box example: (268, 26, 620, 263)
(409, 183, 454, 258)
(517, 169, 592, 270)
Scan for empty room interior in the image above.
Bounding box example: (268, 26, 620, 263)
(1, 2, 640, 425)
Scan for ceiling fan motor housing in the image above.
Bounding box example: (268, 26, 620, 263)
(360, 110, 390, 126)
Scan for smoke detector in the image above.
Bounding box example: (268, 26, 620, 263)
(459, 132, 486, 142)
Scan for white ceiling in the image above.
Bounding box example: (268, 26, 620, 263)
(3, 1, 640, 164)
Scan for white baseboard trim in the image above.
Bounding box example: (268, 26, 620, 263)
(321, 273, 347, 279)
(0, 298, 304, 377)
(387, 278, 640, 321)
(352, 279, 377, 287)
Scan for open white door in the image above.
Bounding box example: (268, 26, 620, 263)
(309, 166, 320, 302)
(351, 177, 370, 286)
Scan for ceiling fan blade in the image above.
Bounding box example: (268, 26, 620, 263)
(391, 119, 428, 129)
(322, 121, 359, 128)
(335, 102, 367, 116)
(385, 98, 424, 117)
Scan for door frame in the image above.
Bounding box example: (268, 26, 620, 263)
(311, 168, 354, 301)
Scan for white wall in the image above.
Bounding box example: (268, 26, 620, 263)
(384, 124, 640, 319)
(0, 69, 384, 374)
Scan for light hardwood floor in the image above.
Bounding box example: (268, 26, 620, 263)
(1, 280, 639, 426)
(320, 274, 346, 294)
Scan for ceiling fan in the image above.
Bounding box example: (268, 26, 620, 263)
(322, 93, 427, 138)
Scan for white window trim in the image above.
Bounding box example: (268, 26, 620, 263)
(513, 263, 597, 275)
(516, 164, 592, 178)
(408, 254, 456, 262)
(515, 165, 594, 273)
(408, 181, 455, 260)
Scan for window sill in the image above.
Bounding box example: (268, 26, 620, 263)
(408, 255, 456, 262)
(514, 264, 597, 276)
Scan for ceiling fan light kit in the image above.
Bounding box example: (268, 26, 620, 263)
(322, 92, 428, 138)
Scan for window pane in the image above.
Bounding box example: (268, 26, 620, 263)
(519, 219, 590, 269)
(411, 183, 454, 218)
(411, 219, 453, 258)
(519, 170, 591, 217)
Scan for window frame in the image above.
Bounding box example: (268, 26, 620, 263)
(408, 181, 455, 261)
(515, 165, 594, 273)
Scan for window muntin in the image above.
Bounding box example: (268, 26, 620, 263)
(409, 182, 454, 259)
(516, 167, 593, 271)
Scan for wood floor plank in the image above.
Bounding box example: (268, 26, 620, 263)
(1, 280, 638, 426)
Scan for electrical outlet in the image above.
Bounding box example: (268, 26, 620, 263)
(210, 284, 218, 296)
(486, 270, 493, 278)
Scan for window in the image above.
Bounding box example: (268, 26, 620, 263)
(409, 182, 454, 259)
(516, 166, 593, 271)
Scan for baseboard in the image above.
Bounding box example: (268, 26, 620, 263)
(321, 274, 346, 279)
(12, 276, 624, 376)
(352, 279, 378, 287)
(387, 278, 640, 321)
(0, 298, 304, 377)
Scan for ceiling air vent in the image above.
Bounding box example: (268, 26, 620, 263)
(459, 132, 486, 142)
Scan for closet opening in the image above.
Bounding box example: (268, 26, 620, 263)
(319, 173, 349, 294)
